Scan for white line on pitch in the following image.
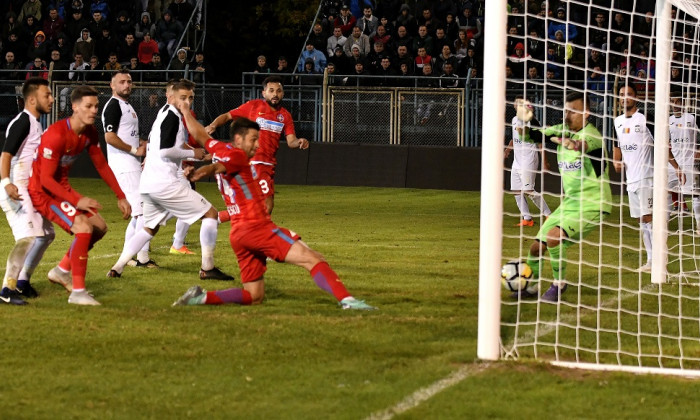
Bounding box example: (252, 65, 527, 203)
(364, 363, 492, 420)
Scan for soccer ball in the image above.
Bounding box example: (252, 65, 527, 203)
(501, 261, 533, 291)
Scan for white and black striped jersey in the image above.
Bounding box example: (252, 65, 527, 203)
(2, 110, 43, 188)
(102, 95, 141, 173)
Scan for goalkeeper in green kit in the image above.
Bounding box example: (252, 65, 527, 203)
(516, 92, 612, 302)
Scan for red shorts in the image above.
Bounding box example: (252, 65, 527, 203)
(29, 190, 90, 233)
(229, 220, 301, 283)
(252, 163, 275, 197)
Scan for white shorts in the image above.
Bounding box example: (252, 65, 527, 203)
(628, 186, 653, 218)
(668, 163, 697, 195)
(510, 168, 537, 191)
(1, 187, 54, 241)
(141, 183, 211, 229)
(115, 170, 143, 217)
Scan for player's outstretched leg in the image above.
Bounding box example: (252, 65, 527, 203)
(108, 227, 155, 277)
(16, 232, 54, 298)
(170, 218, 194, 255)
(172, 285, 253, 306)
(198, 213, 234, 280)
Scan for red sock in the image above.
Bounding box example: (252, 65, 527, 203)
(206, 288, 252, 305)
(310, 262, 351, 301)
(58, 250, 71, 271)
(70, 233, 91, 290)
(218, 210, 230, 223)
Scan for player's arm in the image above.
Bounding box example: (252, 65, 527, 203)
(178, 101, 209, 147)
(102, 99, 145, 156)
(1, 115, 31, 201)
(286, 133, 309, 150)
(504, 139, 513, 159)
(86, 140, 131, 218)
(159, 111, 204, 160)
(189, 162, 227, 182)
(204, 110, 233, 135)
(37, 151, 82, 205)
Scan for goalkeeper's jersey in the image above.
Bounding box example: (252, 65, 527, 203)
(541, 123, 612, 214)
(511, 116, 539, 171)
(669, 112, 697, 171)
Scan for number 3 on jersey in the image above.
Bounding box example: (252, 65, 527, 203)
(259, 179, 269, 194)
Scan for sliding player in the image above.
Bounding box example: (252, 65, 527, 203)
(520, 92, 612, 302)
(30, 86, 131, 305)
(0, 78, 55, 304)
(504, 97, 552, 227)
(173, 106, 375, 310)
(613, 84, 683, 272)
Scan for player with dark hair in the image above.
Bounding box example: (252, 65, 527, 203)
(101, 68, 155, 269)
(613, 84, 682, 272)
(30, 86, 131, 305)
(107, 79, 233, 280)
(205, 75, 309, 216)
(0, 78, 55, 304)
(520, 92, 612, 302)
(173, 107, 375, 310)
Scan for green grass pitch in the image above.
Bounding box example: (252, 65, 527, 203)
(3, 179, 700, 419)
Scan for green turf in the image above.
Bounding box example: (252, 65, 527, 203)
(4, 179, 700, 419)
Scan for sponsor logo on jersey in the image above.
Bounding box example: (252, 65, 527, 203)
(634, 125, 641, 132)
(621, 143, 638, 151)
(43, 148, 52, 159)
(277, 114, 284, 122)
(559, 160, 582, 171)
(255, 117, 284, 133)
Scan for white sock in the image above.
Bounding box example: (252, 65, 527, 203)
(113, 229, 154, 272)
(135, 216, 151, 263)
(529, 192, 551, 216)
(173, 218, 190, 249)
(19, 233, 54, 280)
(515, 194, 532, 220)
(124, 217, 137, 247)
(3, 238, 34, 288)
(641, 221, 653, 264)
(693, 197, 700, 228)
(200, 217, 217, 271)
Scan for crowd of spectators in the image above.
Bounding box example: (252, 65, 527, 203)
(248, 0, 694, 98)
(0, 0, 208, 83)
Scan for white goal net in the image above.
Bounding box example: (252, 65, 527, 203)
(478, 0, 700, 376)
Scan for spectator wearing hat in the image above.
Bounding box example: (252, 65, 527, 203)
(135, 11, 156, 42)
(395, 5, 416, 36)
(297, 41, 326, 73)
(298, 57, 321, 85)
(72, 27, 94, 63)
(327, 26, 347, 57)
(65, 6, 89, 42)
(328, 46, 351, 74)
(1, 11, 19, 45)
(169, 47, 188, 78)
(547, 6, 578, 41)
(21, 14, 40, 42)
(508, 42, 529, 78)
(156, 9, 183, 59)
(112, 10, 133, 42)
(27, 30, 49, 61)
(335, 5, 356, 37)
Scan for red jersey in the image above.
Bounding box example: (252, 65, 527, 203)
(205, 139, 269, 226)
(228, 99, 295, 167)
(29, 119, 125, 205)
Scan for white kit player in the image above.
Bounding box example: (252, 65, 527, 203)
(504, 97, 551, 227)
(101, 69, 155, 268)
(613, 84, 683, 272)
(667, 92, 699, 223)
(0, 78, 56, 304)
(107, 79, 234, 280)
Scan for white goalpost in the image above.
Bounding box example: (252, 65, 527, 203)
(479, 0, 700, 376)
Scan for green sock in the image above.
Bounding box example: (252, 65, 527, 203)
(548, 242, 571, 286)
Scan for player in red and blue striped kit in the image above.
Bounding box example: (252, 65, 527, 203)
(173, 103, 374, 310)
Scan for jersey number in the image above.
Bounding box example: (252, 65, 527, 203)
(259, 180, 269, 194)
(60, 201, 77, 216)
